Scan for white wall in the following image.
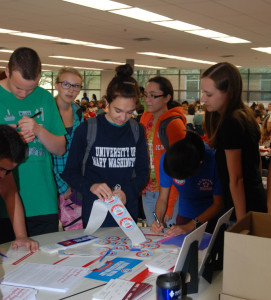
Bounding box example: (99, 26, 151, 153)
(100, 70, 115, 97)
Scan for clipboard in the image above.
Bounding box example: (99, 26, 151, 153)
(173, 222, 207, 295)
(199, 208, 234, 283)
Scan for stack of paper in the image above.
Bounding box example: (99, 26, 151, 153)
(92, 279, 152, 300)
(145, 253, 178, 274)
(0, 284, 37, 300)
(40, 234, 98, 254)
(1, 262, 90, 293)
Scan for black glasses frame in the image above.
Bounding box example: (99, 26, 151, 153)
(57, 81, 82, 91)
(143, 93, 165, 99)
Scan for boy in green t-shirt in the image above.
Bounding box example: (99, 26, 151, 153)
(0, 47, 66, 242)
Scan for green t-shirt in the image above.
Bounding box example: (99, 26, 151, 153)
(0, 85, 66, 217)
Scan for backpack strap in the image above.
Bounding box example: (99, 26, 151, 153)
(74, 102, 83, 121)
(129, 118, 140, 144)
(82, 117, 97, 175)
(159, 116, 184, 150)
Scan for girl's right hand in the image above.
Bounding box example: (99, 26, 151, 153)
(90, 183, 113, 201)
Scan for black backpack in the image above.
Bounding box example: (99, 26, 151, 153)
(158, 116, 185, 150)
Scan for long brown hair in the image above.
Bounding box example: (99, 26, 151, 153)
(261, 114, 271, 145)
(202, 62, 260, 148)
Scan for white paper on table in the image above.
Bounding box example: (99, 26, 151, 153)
(0, 284, 37, 300)
(1, 262, 90, 293)
(84, 196, 146, 246)
(92, 279, 152, 300)
(145, 252, 178, 274)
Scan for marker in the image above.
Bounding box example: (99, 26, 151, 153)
(0, 253, 7, 258)
(153, 212, 164, 233)
(30, 111, 42, 118)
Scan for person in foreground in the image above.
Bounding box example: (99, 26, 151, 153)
(0, 125, 38, 251)
(201, 62, 267, 221)
(0, 47, 66, 240)
(151, 131, 223, 236)
(62, 64, 149, 227)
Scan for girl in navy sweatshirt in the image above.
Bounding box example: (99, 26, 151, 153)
(62, 64, 149, 227)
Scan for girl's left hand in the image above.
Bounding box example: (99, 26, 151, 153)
(113, 189, 126, 205)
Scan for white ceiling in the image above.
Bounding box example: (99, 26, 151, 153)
(0, 0, 271, 71)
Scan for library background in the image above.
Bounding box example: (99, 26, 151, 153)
(40, 68, 271, 106)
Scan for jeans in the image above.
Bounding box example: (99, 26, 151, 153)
(142, 190, 179, 227)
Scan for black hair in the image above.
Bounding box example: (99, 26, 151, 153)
(188, 104, 196, 115)
(0, 125, 26, 164)
(164, 131, 205, 179)
(8, 47, 41, 80)
(148, 76, 177, 109)
(106, 64, 140, 105)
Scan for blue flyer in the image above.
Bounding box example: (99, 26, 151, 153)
(159, 232, 212, 250)
(58, 235, 97, 247)
(85, 257, 143, 282)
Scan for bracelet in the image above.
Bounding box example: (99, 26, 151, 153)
(193, 218, 202, 229)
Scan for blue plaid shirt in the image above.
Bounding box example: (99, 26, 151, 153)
(52, 102, 83, 194)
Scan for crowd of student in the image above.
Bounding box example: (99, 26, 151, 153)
(0, 47, 271, 252)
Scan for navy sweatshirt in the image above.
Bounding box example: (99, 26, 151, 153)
(62, 114, 149, 226)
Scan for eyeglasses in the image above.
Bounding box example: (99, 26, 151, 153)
(0, 167, 13, 176)
(143, 93, 165, 99)
(57, 81, 82, 91)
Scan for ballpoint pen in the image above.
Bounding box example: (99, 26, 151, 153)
(153, 212, 164, 233)
(30, 111, 42, 118)
(0, 252, 7, 258)
(16, 111, 42, 128)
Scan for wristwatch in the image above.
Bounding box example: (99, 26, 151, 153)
(193, 218, 202, 229)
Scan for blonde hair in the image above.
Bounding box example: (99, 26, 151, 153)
(55, 67, 82, 83)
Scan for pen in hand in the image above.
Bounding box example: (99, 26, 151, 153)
(16, 111, 42, 128)
(153, 212, 164, 233)
(30, 111, 42, 119)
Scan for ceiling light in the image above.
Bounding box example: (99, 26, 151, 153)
(186, 29, 228, 38)
(49, 55, 122, 65)
(135, 64, 166, 69)
(75, 66, 103, 70)
(4, 28, 123, 49)
(153, 20, 202, 31)
(111, 8, 171, 22)
(212, 36, 250, 43)
(11, 32, 56, 40)
(62, 0, 130, 11)
(0, 29, 19, 34)
(0, 49, 13, 53)
(50, 55, 164, 69)
(137, 52, 216, 65)
(251, 47, 271, 54)
(42, 64, 64, 68)
(0, 60, 8, 63)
